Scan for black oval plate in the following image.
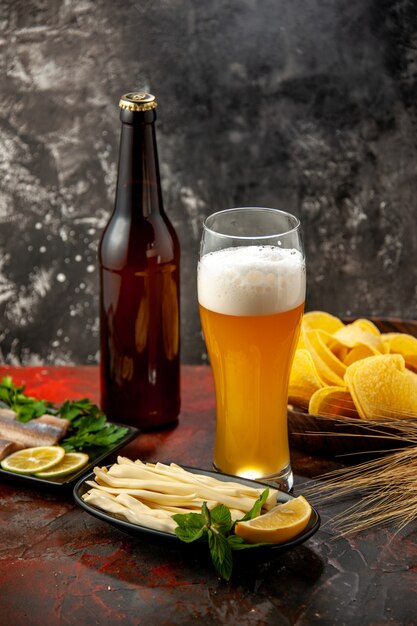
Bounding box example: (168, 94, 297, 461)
(73, 464, 321, 554)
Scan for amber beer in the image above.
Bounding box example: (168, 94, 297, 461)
(99, 93, 180, 429)
(198, 212, 305, 488)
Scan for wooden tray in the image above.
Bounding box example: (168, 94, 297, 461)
(288, 317, 417, 456)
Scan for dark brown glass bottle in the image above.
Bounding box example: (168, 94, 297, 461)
(99, 92, 180, 430)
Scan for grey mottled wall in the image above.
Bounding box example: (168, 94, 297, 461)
(0, 0, 416, 365)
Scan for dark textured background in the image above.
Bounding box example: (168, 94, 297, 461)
(0, 0, 416, 365)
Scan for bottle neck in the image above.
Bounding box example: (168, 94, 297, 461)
(115, 119, 164, 218)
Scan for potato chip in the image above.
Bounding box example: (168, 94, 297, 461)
(345, 354, 417, 420)
(288, 349, 324, 409)
(289, 312, 417, 422)
(381, 332, 398, 344)
(332, 322, 383, 353)
(298, 311, 344, 351)
(304, 329, 346, 386)
(296, 330, 306, 350)
(343, 357, 369, 419)
(331, 343, 349, 362)
(381, 333, 417, 373)
(351, 318, 381, 336)
(343, 343, 380, 366)
(309, 386, 359, 419)
(302, 311, 345, 334)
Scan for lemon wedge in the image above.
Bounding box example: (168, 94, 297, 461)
(35, 452, 89, 478)
(234, 495, 312, 544)
(1, 446, 66, 475)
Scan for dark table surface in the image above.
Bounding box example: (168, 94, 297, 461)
(0, 365, 415, 626)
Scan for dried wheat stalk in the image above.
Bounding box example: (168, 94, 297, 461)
(301, 416, 417, 535)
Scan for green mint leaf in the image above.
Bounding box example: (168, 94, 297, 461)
(172, 511, 204, 530)
(227, 535, 269, 551)
(172, 500, 269, 579)
(174, 526, 205, 543)
(238, 489, 270, 522)
(172, 511, 206, 543)
(173, 504, 234, 579)
(202, 501, 211, 526)
(208, 529, 233, 581)
(210, 504, 233, 534)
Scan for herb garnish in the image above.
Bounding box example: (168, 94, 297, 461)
(0, 376, 128, 451)
(0, 376, 51, 422)
(173, 488, 270, 580)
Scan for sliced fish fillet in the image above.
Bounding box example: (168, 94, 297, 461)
(0, 415, 64, 447)
(32, 415, 70, 438)
(0, 438, 25, 461)
(0, 407, 18, 420)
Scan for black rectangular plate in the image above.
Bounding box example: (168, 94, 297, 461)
(0, 422, 139, 488)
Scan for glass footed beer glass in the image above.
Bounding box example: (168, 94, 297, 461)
(197, 207, 305, 492)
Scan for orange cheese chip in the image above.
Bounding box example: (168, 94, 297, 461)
(308, 386, 359, 419)
(288, 349, 324, 409)
(344, 354, 417, 420)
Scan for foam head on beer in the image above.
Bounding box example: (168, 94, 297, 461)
(197, 245, 306, 316)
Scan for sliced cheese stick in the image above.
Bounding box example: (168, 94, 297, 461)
(111, 464, 263, 510)
(97, 465, 260, 511)
(109, 462, 244, 495)
(117, 457, 279, 509)
(153, 461, 274, 499)
(97, 473, 248, 501)
(105, 480, 255, 511)
(97, 473, 223, 496)
(83, 490, 176, 533)
(86, 457, 279, 530)
(85, 480, 201, 506)
(116, 456, 266, 500)
(115, 494, 174, 519)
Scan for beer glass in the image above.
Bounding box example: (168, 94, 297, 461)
(198, 207, 305, 492)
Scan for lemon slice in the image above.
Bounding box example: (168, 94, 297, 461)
(35, 452, 90, 478)
(234, 495, 312, 544)
(1, 446, 66, 475)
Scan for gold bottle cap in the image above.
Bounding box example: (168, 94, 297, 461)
(118, 92, 157, 112)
